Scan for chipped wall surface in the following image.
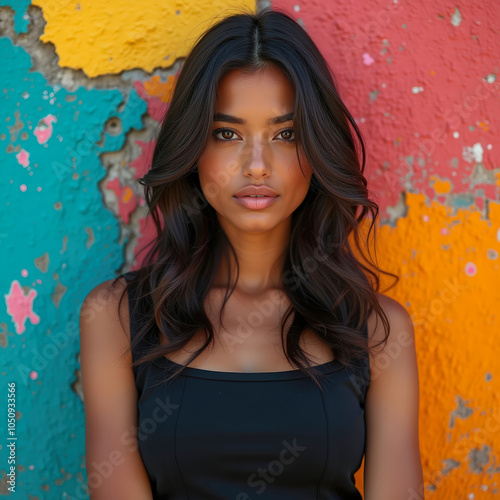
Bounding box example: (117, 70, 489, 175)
(0, 0, 499, 499)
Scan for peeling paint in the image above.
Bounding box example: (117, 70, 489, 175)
(442, 458, 460, 475)
(33, 252, 49, 273)
(451, 7, 462, 27)
(468, 445, 490, 474)
(84, 227, 95, 249)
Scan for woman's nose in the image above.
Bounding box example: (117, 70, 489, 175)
(242, 136, 271, 177)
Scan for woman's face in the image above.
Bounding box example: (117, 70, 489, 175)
(197, 65, 313, 234)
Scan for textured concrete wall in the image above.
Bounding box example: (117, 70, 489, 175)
(0, 0, 498, 499)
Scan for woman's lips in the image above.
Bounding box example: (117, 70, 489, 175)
(233, 195, 279, 209)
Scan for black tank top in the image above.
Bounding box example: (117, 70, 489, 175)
(121, 270, 370, 500)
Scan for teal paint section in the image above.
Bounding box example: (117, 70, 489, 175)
(0, 0, 31, 33)
(0, 37, 146, 498)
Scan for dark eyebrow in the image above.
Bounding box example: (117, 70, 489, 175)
(213, 112, 294, 125)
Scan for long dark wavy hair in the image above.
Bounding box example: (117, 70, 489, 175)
(111, 7, 398, 391)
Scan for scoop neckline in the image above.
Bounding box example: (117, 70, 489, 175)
(152, 355, 343, 381)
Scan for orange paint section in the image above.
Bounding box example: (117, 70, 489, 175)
(430, 175, 452, 194)
(144, 75, 178, 103)
(353, 193, 500, 498)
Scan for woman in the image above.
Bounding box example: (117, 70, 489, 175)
(79, 8, 423, 500)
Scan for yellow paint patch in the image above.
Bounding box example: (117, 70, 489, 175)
(33, 0, 256, 77)
(429, 175, 452, 194)
(353, 193, 500, 498)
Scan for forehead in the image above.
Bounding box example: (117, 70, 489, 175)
(215, 66, 295, 115)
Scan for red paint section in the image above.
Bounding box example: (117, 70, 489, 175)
(272, 0, 500, 217)
(133, 80, 169, 122)
(105, 177, 138, 224)
(130, 139, 156, 180)
(5, 280, 40, 334)
(131, 215, 159, 271)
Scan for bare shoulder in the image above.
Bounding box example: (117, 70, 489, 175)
(81, 276, 129, 318)
(367, 292, 415, 350)
(80, 277, 130, 350)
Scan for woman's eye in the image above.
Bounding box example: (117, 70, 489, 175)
(213, 129, 238, 141)
(277, 129, 295, 142)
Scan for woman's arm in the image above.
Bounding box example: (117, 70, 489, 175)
(363, 294, 424, 500)
(79, 278, 153, 500)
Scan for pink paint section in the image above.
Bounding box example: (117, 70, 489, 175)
(4, 280, 40, 334)
(15, 149, 30, 167)
(130, 139, 156, 180)
(465, 261, 477, 276)
(272, 0, 500, 216)
(133, 81, 168, 122)
(105, 178, 138, 224)
(30, 370, 38, 380)
(131, 215, 160, 271)
(362, 53, 374, 65)
(33, 114, 57, 144)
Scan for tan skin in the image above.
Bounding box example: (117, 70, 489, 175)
(80, 66, 424, 499)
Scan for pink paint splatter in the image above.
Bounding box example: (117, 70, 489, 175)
(37, 187, 42, 192)
(440, 227, 449, 235)
(422, 214, 430, 222)
(20, 184, 27, 192)
(15, 149, 30, 167)
(30, 370, 38, 380)
(130, 139, 156, 180)
(105, 178, 137, 224)
(133, 81, 168, 122)
(28, 465, 35, 470)
(465, 262, 477, 276)
(362, 53, 375, 66)
(21, 269, 28, 278)
(4, 280, 40, 334)
(36, 279, 42, 284)
(33, 114, 57, 144)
